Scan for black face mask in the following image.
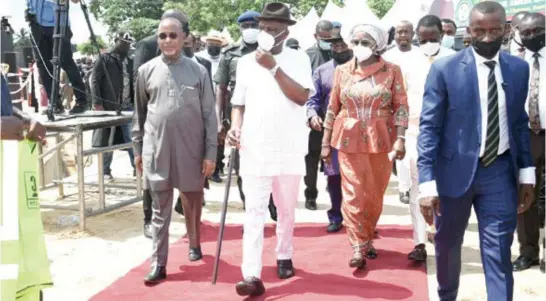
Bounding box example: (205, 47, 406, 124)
(207, 46, 221, 57)
(521, 34, 545, 53)
(331, 50, 353, 65)
(472, 36, 503, 58)
(183, 47, 194, 58)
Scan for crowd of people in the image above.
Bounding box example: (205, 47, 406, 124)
(1, 1, 545, 301)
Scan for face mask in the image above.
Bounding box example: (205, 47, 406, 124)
(352, 46, 373, 62)
(242, 28, 259, 44)
(331, 49, 353, 65)
(207, 46, 221, 57)
(420, 42, 441, 57)
(183, 47, 194, 58)
(472, 36, 503, 58)
(318, 39, 331, 51)
(521, 34, 545, 53)
(257, 30, 286, 52)
(441, 35, 455, 49)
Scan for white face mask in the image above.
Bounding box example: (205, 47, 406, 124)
(441, 35, 455, 49)
(352, 45, 373, 62)
(242, 28, 259, 44)
(420, 42, 441, 57)
(257, 30, 286, 52)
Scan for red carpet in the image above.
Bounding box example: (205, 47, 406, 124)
(91, 222, 428, 301)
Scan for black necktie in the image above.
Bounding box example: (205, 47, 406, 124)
(482, 60, 499, 167)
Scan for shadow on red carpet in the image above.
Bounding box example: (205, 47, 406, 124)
(90, 222, 428, 301)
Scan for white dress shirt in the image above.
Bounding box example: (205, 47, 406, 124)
(231, 48, 314, 176)
(419, 49, 536, 199)
(524, 47, 546, 129)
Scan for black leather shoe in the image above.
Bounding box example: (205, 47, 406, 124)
(209, 173, 222, 183)
(399, 192, 410, 204)
(189, 247, 203, 261)
(69, 103, 87, 114)
(235, 277, 265, 296)
(174, 197, 184, 215)
(305, 198, 317, 210)
(512, 255, 540, 271)
(144, 266, 166, 284)
(540, 259, 545, 273)
(143, 222, 152, 239)
(268, 199, 277, 221)
(365, 247, 378, 259)
(408, 244, 427, 262)
(277, 259, 295, 279)
(41, 106, 64, 115)
(327, 222, 343, 233)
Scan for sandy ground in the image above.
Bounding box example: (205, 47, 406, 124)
(37, 141, 545, 301)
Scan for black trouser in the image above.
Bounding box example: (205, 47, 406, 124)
(517, 130, 545, 259)
(215, 143, 225, 174)
(29, 23, 86, 106)
(143, 188, 153, 223)
(304, 128, 323, 200)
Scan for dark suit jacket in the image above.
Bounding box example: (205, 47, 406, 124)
(418, 48, 533, 198)
(133, 34, 159, 76)
(195, 56, 214, 94)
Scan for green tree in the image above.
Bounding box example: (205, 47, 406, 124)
(367, 0, 395, 19)
(163, 0, 344, 41)
(284, 0, 344, 18)
(77, 36, 106, 55)
(14, 28, 32, 48)
(89, 0, 164, 41)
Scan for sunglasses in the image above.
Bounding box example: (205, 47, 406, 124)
(159, 32, 178, 40)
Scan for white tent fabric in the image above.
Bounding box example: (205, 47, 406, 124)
(288, 7, 320, 51)
(340, 0, 383, 41)
(340, 0, 384, 43)
(380, 0, 429, 28)
(321, 0, 344, 23)
(221, 27, 234, 45)
(343, 0, 380, 25)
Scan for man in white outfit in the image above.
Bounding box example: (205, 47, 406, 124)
(384, 20, 420, 205)
(393, 15, 455, 262)
(226, 2, 314, 297)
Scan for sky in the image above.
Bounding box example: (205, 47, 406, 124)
(4, 0, 108, 44)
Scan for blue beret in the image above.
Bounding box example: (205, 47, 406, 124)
(332, 21, 341, 28)
(237, 11, 260, 23)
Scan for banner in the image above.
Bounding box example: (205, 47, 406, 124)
(1, 140, 53, 301)
(428, 0, 546, 27)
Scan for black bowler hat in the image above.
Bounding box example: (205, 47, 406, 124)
(286, 38, 300, 49)
(323, 30, 344, 43)
(256, 2, 296, 25)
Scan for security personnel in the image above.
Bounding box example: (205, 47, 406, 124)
(213, 10, 277, 221)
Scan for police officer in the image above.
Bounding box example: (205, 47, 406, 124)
(213, 10, 277, 221)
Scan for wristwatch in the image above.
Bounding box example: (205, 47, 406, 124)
(269, 64, 280, 76)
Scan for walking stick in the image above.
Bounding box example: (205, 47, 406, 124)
(212, 147, 237, 284)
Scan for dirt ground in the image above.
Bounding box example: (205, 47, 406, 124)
(38, 146, 545, 301)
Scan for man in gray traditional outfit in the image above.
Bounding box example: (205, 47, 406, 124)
(132, 16, 217, 284)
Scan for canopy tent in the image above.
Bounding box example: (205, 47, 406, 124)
(340, 0, 382, 41)
(221, 27, 234, 45)
(287, 7, 320, 51)
(321, 0, 345, 23)
(380, 0, 430, 29)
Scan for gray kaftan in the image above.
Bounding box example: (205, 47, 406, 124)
(132, 55, 217, 192)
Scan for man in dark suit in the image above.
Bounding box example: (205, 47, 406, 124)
(417, 2, 536, 301)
